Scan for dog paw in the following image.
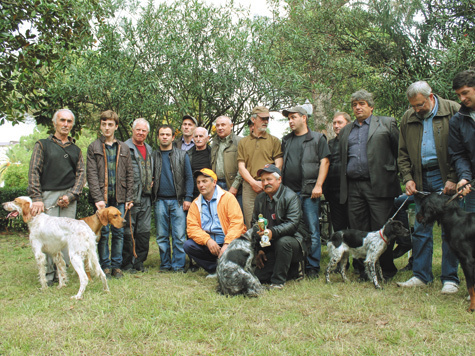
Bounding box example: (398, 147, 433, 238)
(71, 295, 83, 300)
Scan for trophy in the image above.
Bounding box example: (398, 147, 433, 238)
(257, 214, 271, 247)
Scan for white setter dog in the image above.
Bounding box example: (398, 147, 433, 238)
(3, 196, 109, 299)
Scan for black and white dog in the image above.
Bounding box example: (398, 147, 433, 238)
(417, 192, 475, 312)
(216, 225, 264, 297)
(325, 220, 409, 289)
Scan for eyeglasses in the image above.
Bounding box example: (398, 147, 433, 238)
(410, 98, 428, 110)
(258, 116, 270, 121)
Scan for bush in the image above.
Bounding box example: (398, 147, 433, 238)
(0, 187, 95, 232)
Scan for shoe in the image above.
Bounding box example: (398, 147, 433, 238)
(397, 276, 426, 288)
(112, 268, 123, 279)
(173, 268, 185, 273)
(441, 281, 459, 294)
(306, 269, 319, 279)
(124, 268, 137, 274)
(400, 262, 413, 272)
(158, 268, 172, 273)
(467, 295, 471, 301)
(190, 265, 199, 272)
(205, 273, 217, 279)
(269, 283, 284, 290)
(103, 268, 112, 279)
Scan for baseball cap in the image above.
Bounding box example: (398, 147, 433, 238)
(193, 168, 217, 181)
(182, 115, 198, 126)
(282, 106, 308, 117)
(257, 164, 281, 177)
(251, 106, 270, 118)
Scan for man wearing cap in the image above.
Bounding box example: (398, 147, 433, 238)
(187, 127, 212, 199)
(152, 124, 194, 272)
(238, 106, 283, 228)
(281, 106, 330, 279)
(210, 116, 244, 209)
(185, 168, 246, 276)
(252, 164, 310, 289)
(174, 115, 197, 151)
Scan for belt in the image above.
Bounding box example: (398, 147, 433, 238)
(422, 165, 439, 172)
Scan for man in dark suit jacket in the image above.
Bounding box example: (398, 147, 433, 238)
(339, 89, 401, 279)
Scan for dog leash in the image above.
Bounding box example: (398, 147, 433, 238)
(446, 179, 475, 204)
(389, 195, 410, 220)
(124, 207, 138, 258)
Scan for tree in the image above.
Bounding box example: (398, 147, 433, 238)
(0, 0, 105, 125)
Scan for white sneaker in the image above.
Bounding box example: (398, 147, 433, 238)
(396, 276, 426, 288)
(467, 295, 471, 301)
(441, 281, 459, 294)
(205, 273, 217, 279)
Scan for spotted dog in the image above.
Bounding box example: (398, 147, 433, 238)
(325, 220, 409, 289)
(216, 225, 264, 297)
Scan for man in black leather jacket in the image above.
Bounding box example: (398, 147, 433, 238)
(251, 164, 310, 289)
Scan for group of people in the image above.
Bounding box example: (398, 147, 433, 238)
(26, 69, 475, 292)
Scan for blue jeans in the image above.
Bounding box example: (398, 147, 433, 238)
(154, 199, 187, 271)
(464, 190, 475, 213)
(299, 193, 321, 271)
(412, 169, 459, 284)
(98, 202, 125, 270)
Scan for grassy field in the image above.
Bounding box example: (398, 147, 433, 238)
(0, 231, 473, 356)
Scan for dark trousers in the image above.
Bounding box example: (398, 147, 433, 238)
(254, 236, 303, 285)
(348, 179, 398, 278)
(325, 190, 349, 232)
(122, 196, 152, 271)
(184, 239, 221, 273)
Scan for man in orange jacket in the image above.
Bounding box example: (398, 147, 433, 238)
(185, 168, 246, 277)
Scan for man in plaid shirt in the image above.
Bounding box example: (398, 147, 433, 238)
(28, 109, 86, 286)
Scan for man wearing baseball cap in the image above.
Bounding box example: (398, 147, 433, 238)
(185, 168, 246, 276)
(237, 106, 283, 229)
(251, 164, 310, 289)
(174, 114, 198, 151)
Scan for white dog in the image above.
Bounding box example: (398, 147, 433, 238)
(3, 196, 109, 299)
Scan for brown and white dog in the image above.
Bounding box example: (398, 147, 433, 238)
(2, 196, 109, 299)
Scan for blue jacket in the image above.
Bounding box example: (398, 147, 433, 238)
(449, 104, 475, 181)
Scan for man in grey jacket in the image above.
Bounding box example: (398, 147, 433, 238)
(397, 81, 460, 293)
(121, 118, 154, 273)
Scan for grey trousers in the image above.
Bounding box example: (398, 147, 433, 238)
(43, 190, 76, 282)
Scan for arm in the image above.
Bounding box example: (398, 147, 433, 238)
(223, 194, 246, 244)
(397, 118, 417, 196)
(66, 151, 86, 203)
(27, 141, 45, 215)
(269, 192, 301, 240)
(86, 143, 105, 208)
(449, 117, 473, 183)
(186, 201, 211, 245)
(312, 157, 329, 199)
(124, 145, 135, 210)
(183, 153, 193, 211)
(238, 161, 262, 194)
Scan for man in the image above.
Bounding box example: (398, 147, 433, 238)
(237, 106, 283, 228)
(281, 106, 330, 278)
(339, 89, 400, 280)
(323, 112, 351, 232)
(152, 124, 194, 272)
(397, 81, 461, 293)
(185, 168, 246, 276)
(87, 110, 134, 279)
(187, 127, 212, 199)
(210, 116, 243, 209)
(449, 69, 475, 213)
(28, 109, 86, 286)
(121, 118, 154, 273)
(174, 115, 197, 151)
(252, 164, 309, 289)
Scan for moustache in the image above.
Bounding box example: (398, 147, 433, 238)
(264, 184, 273, 189)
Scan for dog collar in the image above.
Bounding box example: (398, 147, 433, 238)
(379, 229, 388, 244)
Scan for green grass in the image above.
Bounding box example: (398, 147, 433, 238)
(0, 230, 473, 356)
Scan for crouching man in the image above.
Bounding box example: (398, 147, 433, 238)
(185, 169, 246, 277)
(252, 164, 310, 289)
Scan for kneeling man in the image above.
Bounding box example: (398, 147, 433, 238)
(185, 168, 246, 276)
(252, 164, 309, 289)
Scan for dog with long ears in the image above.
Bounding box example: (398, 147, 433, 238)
(80, 207, 124, 242)
(2, 196, 109, 299)
(216, 225, 264, 297)
(325, 220, 410, 289)
(417, 192, 475, 312)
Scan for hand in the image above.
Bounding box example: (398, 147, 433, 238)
(31, 202, 44, 216)
(57, 195, 70, 208)
(228, 187, 238, 196)
(258, 229, 273, 240)
(183, 201, 191, 211)
(443, 181, 457, 195)
(251, 179, 263, 194)
(125, 201, 134, 210)
(311, 185, 322, 199)
(207, 239, 221, 256)
(457, 179, 472, 196)
(256, 250, 267, 269)
(405, 180, 417, 196)
(95, 201, 106, 210)
(218, 243, 229, 258)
